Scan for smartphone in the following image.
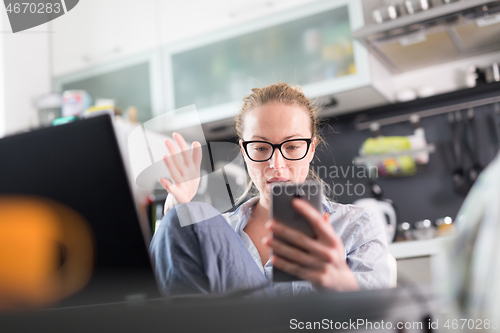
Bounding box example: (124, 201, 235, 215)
(270, 180, 323, 282)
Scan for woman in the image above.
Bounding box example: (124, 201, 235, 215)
(150, 82, 390, 297)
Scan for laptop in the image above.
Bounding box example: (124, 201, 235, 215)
(0, 115, 161, 307)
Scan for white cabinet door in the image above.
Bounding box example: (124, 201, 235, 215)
(52, 0, 156, 76)
(157, 0, 319, 45)
(163, 0, 370, 124)
(51, 0, 322, 76)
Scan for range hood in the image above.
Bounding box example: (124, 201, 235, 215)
(353, 0, 500, 73)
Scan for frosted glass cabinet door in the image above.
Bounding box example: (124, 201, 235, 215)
(166, 0, 368, 122)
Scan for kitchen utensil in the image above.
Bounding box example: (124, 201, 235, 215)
(353, 198, 397, 243)
(489, 103, 500, 152)
(405, 0, 431, 15)
(449, 111, 470, 196)
(372, 4, 401, 24)
(463, 108, 483, 185)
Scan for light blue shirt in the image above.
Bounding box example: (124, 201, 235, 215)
(222, 196, 390, 296)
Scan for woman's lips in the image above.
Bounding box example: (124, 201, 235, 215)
(267, 177, 289, 183)
(266, 177, 289, 187)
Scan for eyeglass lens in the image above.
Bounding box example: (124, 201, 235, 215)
(246, 140, 309, 161)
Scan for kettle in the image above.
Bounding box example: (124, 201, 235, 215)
(353, 198, 397, 243)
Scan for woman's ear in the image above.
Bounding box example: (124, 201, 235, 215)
(239, 139, 246, 159)
(311, 137, 317, 153)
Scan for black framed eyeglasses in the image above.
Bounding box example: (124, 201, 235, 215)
(242, 138, 312, 162)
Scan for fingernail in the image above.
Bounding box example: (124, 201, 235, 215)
(261, 236, 268, 244)
(265, 220, 272, 229)
(172, 132, 178, 137)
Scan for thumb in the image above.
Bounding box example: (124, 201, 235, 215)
(323, 211, 331, 223)
(159, 177, 172, 191)
(192, 141, 202, 168)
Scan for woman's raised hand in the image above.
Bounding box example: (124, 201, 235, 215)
(263, 199, 360, 292)
(159, 132, 202, 212)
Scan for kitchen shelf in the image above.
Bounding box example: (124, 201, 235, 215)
(389, 235, 456, 259)
(353, 144, 436, 165)
(327, 80, 500, 124)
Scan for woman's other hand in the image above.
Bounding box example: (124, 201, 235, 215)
(159, 132, 202, 214)
(263, 198, 360, 292)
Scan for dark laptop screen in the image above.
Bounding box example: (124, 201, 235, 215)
(0, 115, 159, 305)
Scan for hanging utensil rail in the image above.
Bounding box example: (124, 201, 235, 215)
(355, 95, 500, 131)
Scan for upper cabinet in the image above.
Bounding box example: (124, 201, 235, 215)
(51, 0, 319, 76)
(163, 0, 389, 125)
(51, 0, 157, 76)
(53, 0, 392, 131)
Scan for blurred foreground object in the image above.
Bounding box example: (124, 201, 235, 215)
(62, 90, 92, 118)
(439, 150, 500, 329)
(37, 93, 62, 127)
(0, 197, 94, 311)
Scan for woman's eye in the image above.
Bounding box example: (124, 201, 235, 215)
(255, 147, 268, 152)
(286, 146, 298, 150)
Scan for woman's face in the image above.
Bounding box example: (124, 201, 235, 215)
(240, 102, 316, 201)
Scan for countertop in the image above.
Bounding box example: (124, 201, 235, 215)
(388, 235, 456, 259)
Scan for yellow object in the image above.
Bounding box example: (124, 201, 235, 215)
(362, 136, 411, 154)
(84, 105, 113, 114)
(361, 136, 417, 177)
(0, 196, 95, 311)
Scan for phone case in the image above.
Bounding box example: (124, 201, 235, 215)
(271, 181, 323, 282)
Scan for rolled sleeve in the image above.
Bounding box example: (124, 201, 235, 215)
(329, 204, 391, 290)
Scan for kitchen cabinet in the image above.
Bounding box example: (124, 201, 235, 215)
(389, 236, 455, 287)
(157, 0, 321, 45)
(50, 0, 319, 77)
(389, 236, 454, 260)
(53, 50, 164, 122)
(51, 0, 157, 76)
(53, 0, 393, 133)
(162, 0, 390, 126)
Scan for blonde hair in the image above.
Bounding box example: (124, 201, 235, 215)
(235, 82, 330, 202)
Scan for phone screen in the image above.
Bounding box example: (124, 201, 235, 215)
(271, 181, 323, 282)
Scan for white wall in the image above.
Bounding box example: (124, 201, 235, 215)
(0, 9, 51, 137)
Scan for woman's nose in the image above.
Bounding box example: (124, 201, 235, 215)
(270, 148, 286, 169)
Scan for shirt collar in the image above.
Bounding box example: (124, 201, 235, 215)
(229, 196, 260, 219)
(322, 199, 334, 215)
(229, 196, 334, 218)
